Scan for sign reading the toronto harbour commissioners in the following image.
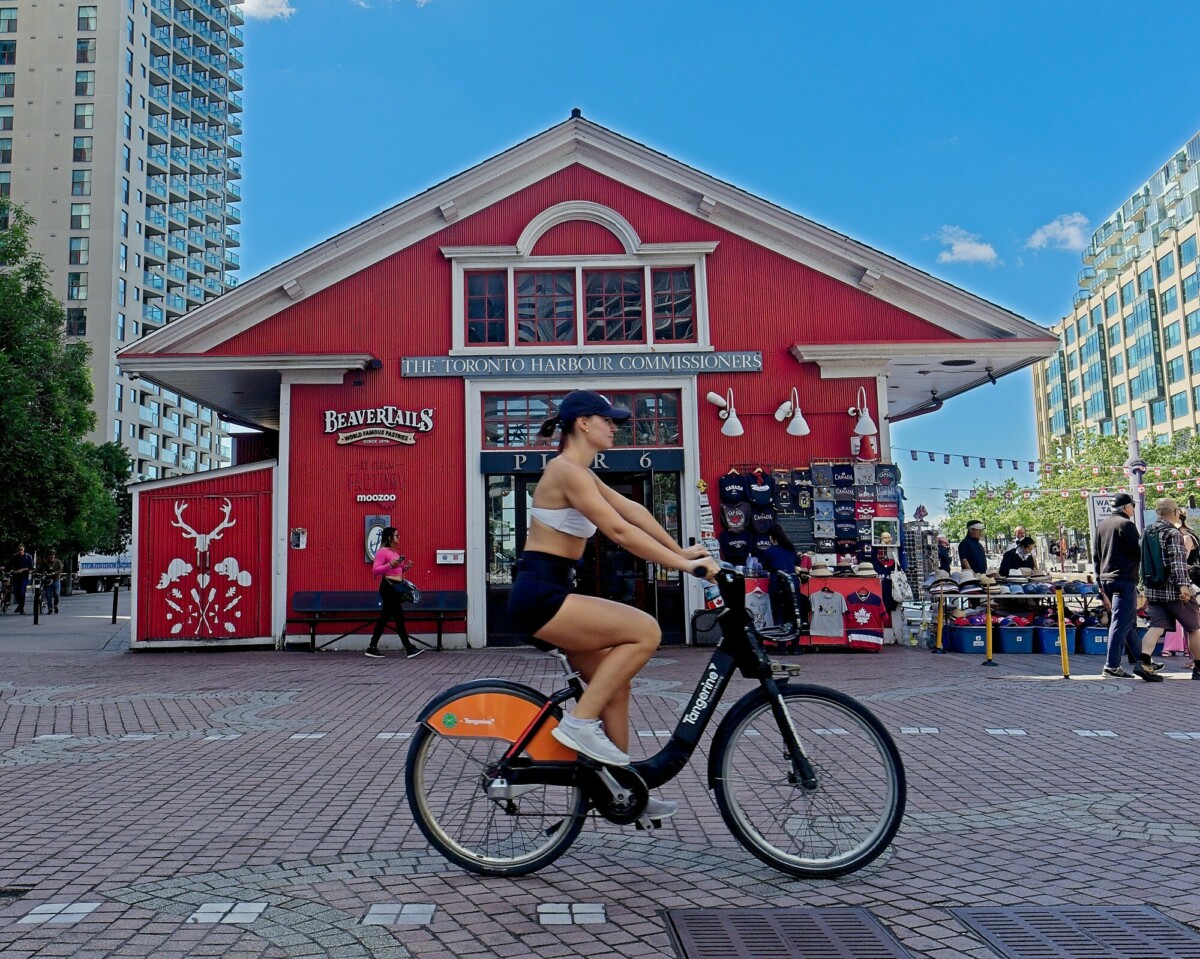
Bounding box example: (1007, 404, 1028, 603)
(400, 351, 762, 378)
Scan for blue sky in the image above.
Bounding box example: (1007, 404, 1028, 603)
(238, 0, 1198, 515)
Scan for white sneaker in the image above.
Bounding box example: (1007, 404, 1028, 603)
(551, 719, 630, 766)
(642, 796, 678, 821)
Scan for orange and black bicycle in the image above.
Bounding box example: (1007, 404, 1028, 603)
(405, 564, 905, 878)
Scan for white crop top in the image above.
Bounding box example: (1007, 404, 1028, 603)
(531, 506, 597, 538)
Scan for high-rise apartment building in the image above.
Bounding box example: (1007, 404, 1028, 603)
(5, 0, 241, 478)
(1034, 132, 1200, 460)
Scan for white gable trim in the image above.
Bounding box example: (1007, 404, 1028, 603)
(515, 200, 640, 254)
(115, 117, 1048, 361)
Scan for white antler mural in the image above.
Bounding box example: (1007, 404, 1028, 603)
(157, 497, 253, 637)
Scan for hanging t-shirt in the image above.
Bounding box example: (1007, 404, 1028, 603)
(745, 471, 774, 505)
(809, 589, 848, 638)
(719, 472, 748, 503)
(718, 530, 751, 565)
(845, 589, 886, 645)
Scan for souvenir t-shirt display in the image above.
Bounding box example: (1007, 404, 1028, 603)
(833, 501, 855, 522)
(831, 464, 855, 487)
(795, 487, 814, 515)
(718, 530, 751, 565)
(745, 470, 774, 506)
(719, 472, 747, 503)
(845, 588, 886, 644)
(810, 588, 849, 638)
(854, 463, 877, 487)
(751, 508, 775, 533)
(876, 464, 900, 486)
(772, 471, 794, 511)
(720, 501, 751, 533)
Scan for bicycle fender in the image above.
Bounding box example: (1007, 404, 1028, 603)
(414, 679, 575, 761)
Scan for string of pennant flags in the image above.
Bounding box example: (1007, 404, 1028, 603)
(895, 446, 1200, 479)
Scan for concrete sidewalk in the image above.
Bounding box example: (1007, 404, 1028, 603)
(0, 636, 1198, 958)
(0, 589, 130, 653)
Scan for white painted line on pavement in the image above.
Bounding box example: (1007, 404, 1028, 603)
(18, 902, 100, 924)
(376, 732, 412, 740)
(985, 728, 1027, 736)
(289, 733, 327, 740)
(362, 903, 435, 925)
(203, 734, 241, 741)
(187, 902, 267, 924)
(812, 728, 850, 736)
(637, 730, 671, 737)
(899, 727, 940, 734)
(1166, 731, 1200, 740)
(1073, 729, 1118, 737)
(34, 735, 72, 741)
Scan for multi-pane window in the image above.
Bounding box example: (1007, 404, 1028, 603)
(73, 103, 93, 129)
(515, 271, 575, 344)
(115, 384, 123, 412)
(1133, 406, 1148, 430)
(1110, 352, 1124, 376)
(122, 112, 131, 139)
(1167, 356, 1185, 384)
(1112, 383, 1127, 406)
(585, 270, 643, 343)
(70, 169, 91, 195)
(1159, 251, 1176, 282)
(652, 268, 696, 342)
(1150, 399, 1167, 425)
(1185, 271, 1199, 304)
(77, 5, 98, 30)
(1104, 292, 1118, 318)
(116, 312, 125, 342)
(65, 308, 86, 336)
(122, 144, 130, 172)
(119, 210, 127, 236)
(1107, 323, 1121, 348)
(1173, 391, 1190, 418)
(117, 278, 126, 306)
(118, 242, 126, 271)
(0, 104, 10, 131)
(465, 271, 506, 346)
(0, 72, 13, 97)
(121, 177, 129, 204)
(0, 41, 13, 66)
(1138, 267, 1154, 295)
(124, 79, 132, 107)
(1161, 286, 1178, 315)
(1164, 321, 1182, 349)
(72, 136, 91, 162)
(0, 137, 10, 162)
(70, 202, 90, 228)
(0, 9, 15, 32)
(76, 40, 96, 64)
(0, 170, 8, 196)
(68, 237, 88, 264)
(1181, 236, 1199, 267)
(66, 272, 88, 300)
(1063, 325, 1076, 345)
(1121, 280, 1136, 306)
(75, 70, 95, 96)
(1067, 350, 1078, 371)
(482, 390, 682, 449)
(1191, 347, 1200, 376)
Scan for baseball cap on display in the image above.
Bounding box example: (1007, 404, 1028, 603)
(557, 390, 631, 423)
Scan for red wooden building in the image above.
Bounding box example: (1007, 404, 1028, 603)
(117, 114, 1055, 650)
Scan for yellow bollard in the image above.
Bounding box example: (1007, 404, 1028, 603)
(934, 595, 945, 653)
(982, 590, 996, 666)
(1056, 587, 1070, 679)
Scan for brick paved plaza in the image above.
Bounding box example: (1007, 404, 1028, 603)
(1, 592, 1199, 958)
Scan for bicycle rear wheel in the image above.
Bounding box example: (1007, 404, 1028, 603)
(711, 684, 905, 878)
(405, 682, 587, 877)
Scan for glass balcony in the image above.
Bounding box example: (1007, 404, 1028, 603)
(227, 137, 241, 157)
(182, 425, 198, 444)
(143, 269, 165, 291)
(224, 227, 240, 245)
(170, 147, 189, 167)
(144, 238, 167, 261)
(161, 447, 178, 466)
(139, 405, 160, 426)
(167, 234, 188, 254)
(229, 47, 244, 69)
(150, 54, 170, 79)
(171, 64, 191, 84)
(1098, 242, 1124, 269)
(225, 181, 241, 200)
(225, 204, 240, 224)
(186, 283, 205, 301)
(147, 145, 169, 169)
(1078, 267, 1096, 288)
(165, 293, 187, 312)
(230, 24, 244, 43)
(150, 0, 172, 18)
(187, 256, 206, 274)
(146, 208, 167, 231)
(227, 114, 242, 134)
(167, 174, 187, 197)
(1073, 289, 1091, 308)
(168, 203, 188, 225)
(228, 92, 242, 110)
(147, 178, 168, 200)
(162, 416, 180, 436)
(204, 251, 221, 269)
(226, 158, 241, 176)
(138, 439, 158, 458)
(150, 86, 169, 108)
(181, 456, 197, 472)
(225, 274, 239, 287)
(187, 229, 205, 248)
(203, 276, 223, 293)
(223, 250, 240, 269)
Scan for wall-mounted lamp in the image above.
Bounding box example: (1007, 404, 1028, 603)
(848, 386, 878, 436)
(773, 386, 811, 437)
(706, 389, 744, 437)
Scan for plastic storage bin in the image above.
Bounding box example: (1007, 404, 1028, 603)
(1034, 626, 1063, 654)
(1077, 626, 1108, 655)
(945, 625, 988, 654)
(996, 626, 1033, 654)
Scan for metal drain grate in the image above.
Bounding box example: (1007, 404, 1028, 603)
(665, 907, 912, 959)
(951, 906, 1200, 958)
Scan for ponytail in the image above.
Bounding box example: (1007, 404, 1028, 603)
(538, 412, 576, 452)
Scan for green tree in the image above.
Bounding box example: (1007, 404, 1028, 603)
(84, 441, 134, 554)
(0, 201, 113, 556)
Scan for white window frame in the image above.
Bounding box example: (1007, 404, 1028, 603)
(442, 201, 717, 355)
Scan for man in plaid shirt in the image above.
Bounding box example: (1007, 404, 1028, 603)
(1141, 497, 1198, 682)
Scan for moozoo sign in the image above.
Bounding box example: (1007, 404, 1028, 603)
(323, 405, 434, 446)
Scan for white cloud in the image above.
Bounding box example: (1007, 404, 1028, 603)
(242, 0, 295, 19)
(934, 226, 1000, 266)
(1026, 212, 1090, 252)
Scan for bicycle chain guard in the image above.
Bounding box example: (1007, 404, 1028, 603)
(581, 763, 648, 825)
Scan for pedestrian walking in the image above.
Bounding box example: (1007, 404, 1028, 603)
(366, 527, 422, 659)
(1138, 498, 1195, 683)
(1093, 493, 1143, 679)
(7, 544, 33, 615)
(40, 550, 63, 614)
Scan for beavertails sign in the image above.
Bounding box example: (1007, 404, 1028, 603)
(323, 406, 435, 446)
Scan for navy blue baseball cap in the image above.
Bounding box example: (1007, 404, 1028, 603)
(558, 390, 631, 423)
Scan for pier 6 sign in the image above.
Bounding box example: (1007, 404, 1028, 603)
(401, 350, 762, 378)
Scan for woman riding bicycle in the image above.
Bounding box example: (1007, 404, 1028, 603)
(508, 391, 719, 803)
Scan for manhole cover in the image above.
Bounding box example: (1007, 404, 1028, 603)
(951, 905, 1200, 958)
(665, 907, 911, 959)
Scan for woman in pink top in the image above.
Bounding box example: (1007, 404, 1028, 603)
(367, 527, 422, 659)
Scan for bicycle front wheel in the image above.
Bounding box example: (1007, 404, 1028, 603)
(405, 683, 587, 877)
(711, 684, 905, 879)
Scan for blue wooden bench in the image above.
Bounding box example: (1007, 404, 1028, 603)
(289, 589, 468, 652)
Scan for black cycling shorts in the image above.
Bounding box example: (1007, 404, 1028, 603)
(507, 551, 578, 651)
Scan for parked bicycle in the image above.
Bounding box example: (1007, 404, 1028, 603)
(406, 564, 906, 878)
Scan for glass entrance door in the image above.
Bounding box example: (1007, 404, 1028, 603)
(484, 471, 685, 646)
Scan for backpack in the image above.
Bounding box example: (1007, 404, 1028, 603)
(1141, 525, 1168, 589)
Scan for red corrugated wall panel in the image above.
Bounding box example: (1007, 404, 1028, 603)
(531, 220, 626, 256)
(136, 466, 273, 643)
